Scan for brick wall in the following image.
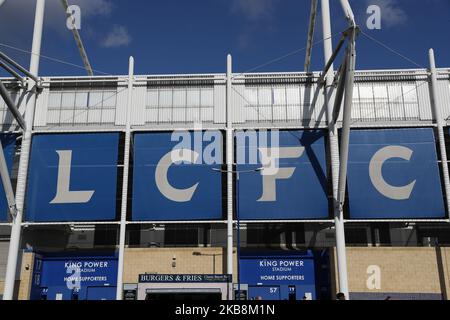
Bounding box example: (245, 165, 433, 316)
(12, 246, 450, 300)
(17, 252, 34, 300)
(123, 247, 237, 284)
(332, 247, 450, 299)
(1, 251, 33, 300)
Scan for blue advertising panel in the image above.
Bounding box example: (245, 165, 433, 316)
(31, 254, 117, 300)
(347, 128, 445, 219)
(0, 134, 16, 222)
(26, 133, 119, 222)
(240, 251, 317, 300)
(132, 131, 223, 220)
(236, 130, 328, 220)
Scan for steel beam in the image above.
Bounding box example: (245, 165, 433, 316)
(304, 0, 318, 72)
(3, 0, 45, 300)
(339, 0, 356, 27)
(331, 58, 348, 124)
(0, 80, 26, 129)
(0, 60, 25, 86)
(317, 34, 346, 85)
(0, 139, 18, 218)
(428, 49, 450, 217)
(60, 0, 94, 76)
(226, 54, 234, 300)
(116, 56, 134, 300)
(0, 51, 39, 84)
(321, 0, 350, 299)
(334, 28, 357, 299)
(337, 30, 357, 207)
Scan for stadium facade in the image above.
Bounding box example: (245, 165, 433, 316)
(0, 63, 450, 300)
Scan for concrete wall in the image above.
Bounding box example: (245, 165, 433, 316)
(332, 247, 450, 300)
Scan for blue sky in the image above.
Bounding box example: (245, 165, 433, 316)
(0, 0, 449, 76)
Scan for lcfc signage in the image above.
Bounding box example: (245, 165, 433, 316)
(347, 128, 445, 219)
(26, 133, 119, 221)
(132, 131, 223, 220)
(235, 130, 329, 220)
(0, 134, 17, 222)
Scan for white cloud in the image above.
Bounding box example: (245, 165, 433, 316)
(72, 0, 113, 17)
(0, 0, 114, 43)
(230, 0, 278, 48)
(100, 25, 131, 48)
(231, 0, 276, 21)
(366, 0, 407, 27)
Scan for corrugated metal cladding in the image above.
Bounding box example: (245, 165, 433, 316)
(0, 69, 449, 129)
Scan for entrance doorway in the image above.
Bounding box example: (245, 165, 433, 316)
(145, 288, 222, 301)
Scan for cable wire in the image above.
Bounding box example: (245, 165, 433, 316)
(232, 31, 342, 78)
(0, 42, 111, 76)
(360, 30, 425, 69)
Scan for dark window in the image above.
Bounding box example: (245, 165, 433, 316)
(246, 224, 305, 249)
(344, 226, 369, 246)
(417, 225, 450, 246)
(94, 225, 117, 246)
(164, 225, 199, 246)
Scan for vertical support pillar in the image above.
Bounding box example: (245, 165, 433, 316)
(428, 49, 450, 216)
(3, 0, 45, 300)
(226, 54, 234, 300)
(335, 28, 356, 299)
(321, 0, 350, 299)
(116, 56, 134, 300)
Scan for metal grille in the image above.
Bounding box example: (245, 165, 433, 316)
(241, 84, 318, 123)
(46, 88, 117, 126)
(350, 82, 421, 122)
(145, 87, 214, 124)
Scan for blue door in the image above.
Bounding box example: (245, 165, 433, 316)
(248, 286, 280, 300)
(86, 286, 116, 300)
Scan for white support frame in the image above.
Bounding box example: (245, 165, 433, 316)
(3, 0, 45, 300)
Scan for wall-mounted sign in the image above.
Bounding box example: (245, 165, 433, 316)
(235, 130, 329, 220)
(347, 128, 445, 219)
(25, 133, 119, 221)
(132, 131, 223, 221)
(239, 251, 319, 300)
(139, 274, 231, 283)
(123, 289, 137, 300)
(0, 134, 16, 222)
(31, 254, 118, 300)
(239, 258, 315, 286)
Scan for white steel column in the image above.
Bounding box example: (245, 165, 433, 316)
(226, 54, 234, 300)
(3, 0, 45, 300)
(116, 56, 134, 300)
(335, 29, 355, 301)
(428, 49, 450, 215)
(321, 0, 349, 298)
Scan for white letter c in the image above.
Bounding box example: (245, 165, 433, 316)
(369, 145, 416, 200)
(155, 149, 199, 202)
